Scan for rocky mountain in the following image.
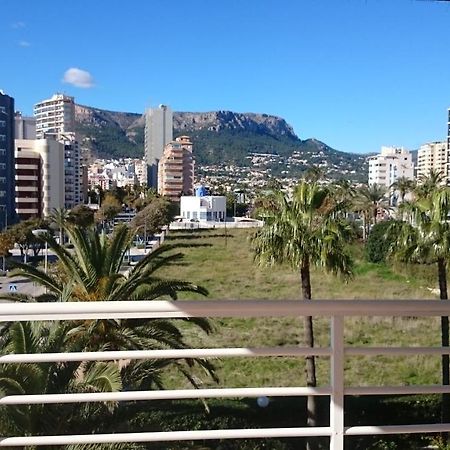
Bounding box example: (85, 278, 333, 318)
(74, 104, 368, 180)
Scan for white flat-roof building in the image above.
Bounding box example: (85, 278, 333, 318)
(180, 195, 226, 222)
(368, 146, 414, 187)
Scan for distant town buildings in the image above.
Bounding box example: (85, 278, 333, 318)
(34, 94, 75, 139)
(87, 158, 146, 191)
(417, 141, 448, 182)
(144, 104, 173, 189)
(158, 136, 194, 201)
(0, 90, 16, 229)
(368, 146, 414, 188)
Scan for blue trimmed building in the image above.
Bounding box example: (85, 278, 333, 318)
(0, 91, 15, 229)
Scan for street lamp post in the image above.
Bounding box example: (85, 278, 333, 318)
(32, 229, 49, 274)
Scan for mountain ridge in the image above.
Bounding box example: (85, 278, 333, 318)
(74, 104, 368, 181)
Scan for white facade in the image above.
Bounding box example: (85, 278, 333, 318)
(15, 113, 36, 139)
(180, 196, 226, 222)
(417, 141, 448, 181)
(59, 133, 82, 209)
(34, 94, 75, 139)
(368, 146, 414, 187)
(144, 105, 173, 188)
(15, 137, 65, 218)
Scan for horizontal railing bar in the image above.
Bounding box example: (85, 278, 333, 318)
(4, 345, 450, 365)
(345, 423, 450, 435)
(347, 347, 450, 356)
(0, 427, 333, 446)
(0, 346, 332, 364)
(0, 386, 332, 405)
(346, 385, 450, 395)
(2, 300, 450, 321)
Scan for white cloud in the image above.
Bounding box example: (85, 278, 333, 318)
(18, 40, 31, 47)
(12, 21, 26, 29)
(62, 68, 95, 88)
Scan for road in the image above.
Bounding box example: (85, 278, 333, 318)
(0, 275, 45, 297)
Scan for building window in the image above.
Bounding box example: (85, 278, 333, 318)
(0, 135, 5, 142)
(0, 107, 5, 114)
(0, 163, 5, 170)
(0, 120, 5, 127)
(0, 149, 5, 156)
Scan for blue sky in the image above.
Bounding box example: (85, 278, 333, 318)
(1, 0, 450, 154)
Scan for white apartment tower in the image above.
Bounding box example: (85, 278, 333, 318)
(144, 104, 173, 189)
(417, 141, 448, 181)
(33, 94, 82, 211)
(34, 94, 75, 139)
(368, 146, 414, 188)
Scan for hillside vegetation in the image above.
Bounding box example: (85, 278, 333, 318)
(74, 104, 368, 179)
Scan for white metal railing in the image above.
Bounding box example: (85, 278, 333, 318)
(1, 300, 450, 449)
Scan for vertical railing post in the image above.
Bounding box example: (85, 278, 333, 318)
(330, 315, 345, 450)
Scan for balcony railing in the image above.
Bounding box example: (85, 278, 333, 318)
(1, 300, 450, 449)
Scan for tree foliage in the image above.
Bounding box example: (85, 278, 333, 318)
(68, 205, 95, 227)
(131, 197, 176, 235)
(365, 220, 401, 263)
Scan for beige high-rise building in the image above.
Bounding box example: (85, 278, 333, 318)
(417, 141, 448, 181)
(15, 136, 65, 219)
(158, 136, 194, 201)
(34, 94, 75, 139)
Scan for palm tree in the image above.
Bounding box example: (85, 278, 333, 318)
(388, 188, 450, 431)
(251, 181, 353, 449)
(3, 223, 217, 387)
(0, 321, 122, 443)
(390, 176, 416, 205)
(416, 169, 446, 199)
(354, 184, 389, 240)
(49, 207, 70, 245)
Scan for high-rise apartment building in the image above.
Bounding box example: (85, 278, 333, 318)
(417, 141, 448, 181)
(33, 94, 82, 211)
(60, 133, 82, 209)
(158, 136, 194, 201)
(368, 146, 414, 188)
(144, 104, 173, 189)
(0, 91, 16, 229)
(34, 94, 75, 139)
(15, 137, 65, 219)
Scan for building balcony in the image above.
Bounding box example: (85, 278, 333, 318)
(1, 300, 450, 449)
(15, 175, 38, 181)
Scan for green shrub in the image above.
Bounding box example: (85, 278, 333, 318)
(365, 220, 400, 263)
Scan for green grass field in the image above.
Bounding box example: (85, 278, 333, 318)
(157, 229, 443, 391)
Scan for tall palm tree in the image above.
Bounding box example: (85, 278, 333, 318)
(251, 181, 353, 449)
(49, 207, 70, 245)
(3, 223, 217, 387)
(388, 188, 450, 430)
